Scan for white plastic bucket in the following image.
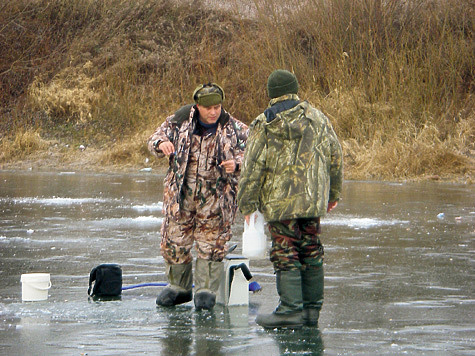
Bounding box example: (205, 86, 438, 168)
(20, 273, 51, 301)
(216, 256, 250, 306)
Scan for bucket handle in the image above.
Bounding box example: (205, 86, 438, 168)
(27, 281, 52, 290)
(228, 263, 253, 298)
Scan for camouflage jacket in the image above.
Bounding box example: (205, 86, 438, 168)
(148, 104, 248, 225)
(237, 94, 343, 222)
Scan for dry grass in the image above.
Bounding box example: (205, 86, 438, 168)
(28, 64, 99, 123)
(0, 0, 473, 181)
(0, 129, 49, 162)
(343, 122, 474, 181)
(97, 133, 151, 167)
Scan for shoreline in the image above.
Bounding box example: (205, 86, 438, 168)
(1, 154, 472, 184)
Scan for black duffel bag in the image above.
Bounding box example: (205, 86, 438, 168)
(87, 264, 122, 297)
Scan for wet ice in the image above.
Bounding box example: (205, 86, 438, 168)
(0, 171, 473, 355)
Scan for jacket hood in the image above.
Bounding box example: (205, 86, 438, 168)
(265, 97, 312, 141)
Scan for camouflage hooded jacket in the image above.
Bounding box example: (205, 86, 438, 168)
(148, 104, 248, 226)
(237, 94, 343, 222)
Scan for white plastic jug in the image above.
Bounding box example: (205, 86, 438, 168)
(21, 273, 51, 301)
(242, 211, 267, 259)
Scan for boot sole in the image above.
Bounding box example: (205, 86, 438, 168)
(256, 315, 304, 329)
(258, 323, 304, 330)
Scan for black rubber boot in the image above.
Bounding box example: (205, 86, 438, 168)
(194, 290, 216, 310)
(156, 263, 193, 307)
(301, 265, 324, 327)
(255, 270, 303, 329)
(156, 287, 192, 307)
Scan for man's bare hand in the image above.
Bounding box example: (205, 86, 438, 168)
(244, 215, 251, 225)
(220, 160, 236, 173)
(327, 201, 338, 213)
(158, 142, 175, 156)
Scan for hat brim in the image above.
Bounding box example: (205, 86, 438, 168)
(195, 93, 222, 107)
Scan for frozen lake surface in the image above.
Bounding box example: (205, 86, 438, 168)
(0, 170, 474, 355)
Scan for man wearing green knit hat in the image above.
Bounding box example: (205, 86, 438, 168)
(238, 69, 343, 329)
(148, 82, 248, 311)
(267, 69, 299, 98)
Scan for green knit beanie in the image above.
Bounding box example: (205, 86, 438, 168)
(267, 69, 299, 98)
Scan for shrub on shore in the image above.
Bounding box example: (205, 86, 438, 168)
(0, 0, 473, 180)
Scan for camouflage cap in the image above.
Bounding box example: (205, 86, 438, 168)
(193, 83, 225, 106)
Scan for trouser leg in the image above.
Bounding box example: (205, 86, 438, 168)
(160, 210, 195, 264)
(298, 218, 324, 326)
(156, 208, 195, 307)
(256, 218, 323, 329)
(191, 185, 229, 310)
(193, 183, 232, 262)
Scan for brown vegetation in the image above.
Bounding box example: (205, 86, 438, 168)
(0, 0, 473, 181)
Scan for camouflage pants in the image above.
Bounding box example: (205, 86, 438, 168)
(160, 179, 231, 264)
(268, 218, 323, 271)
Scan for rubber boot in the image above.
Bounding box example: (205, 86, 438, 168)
(194, 258, 223, 310)
(301, 265, 324, 327)
(255, 270, 303, 329)
(156, 263, 193, 307)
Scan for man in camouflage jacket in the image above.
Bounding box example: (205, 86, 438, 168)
(148, 83, 248, 310)
(238, 70, 343, 328)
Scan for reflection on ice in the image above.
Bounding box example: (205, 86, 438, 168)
(131, 202, 163, 211)
(58, 172, 76, 175)
(325, 216, 409, 228)
(0, 235, 96, 245)
(90, 216, 163, 228)
(393, 300, 457, 308)
(0, 236, 32, 244)
(6, 197, 110, 205)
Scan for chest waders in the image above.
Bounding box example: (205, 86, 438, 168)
(156, 130, 225, 310)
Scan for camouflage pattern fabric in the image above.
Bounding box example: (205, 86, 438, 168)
(160, 179, 231, 264)
(268, 218, 323, 271)
(160, 133, 231, 263)
(148, 105, 248, 264)
(237, 94, 343, 222)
